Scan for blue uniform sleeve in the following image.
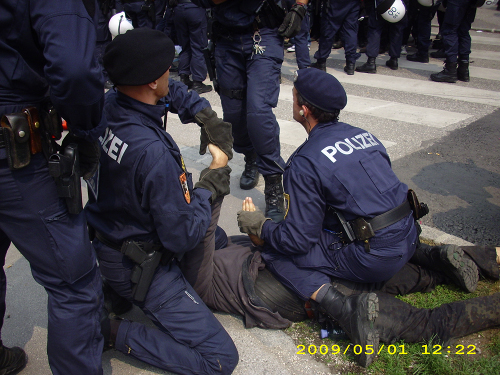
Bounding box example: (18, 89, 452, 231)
(31, 2, 106, 141)
(138, 142, 213, 253)
(261, 159, 326, 255)
(166, 79, 210, 123)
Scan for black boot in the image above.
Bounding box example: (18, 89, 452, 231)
(0, 344, 27, 375)
(375, 291, 500, 346)
(461, 246, 499, 280)
(103, 279, 133, 315)
(240, 153, 260, 190)
(310, 60, 326, 72)
(264, 174, 285, 223)
(457, 60, 470, 82)
(385, 57, 398, 70)
(344, 60, 355, 75)
(319, 286, 379, 367)
(179, 74, 193, 89)
(430, 61, 457, 83)
(355, 57, 376, 74)
(410, 243, 479, 292)
(407, 53, 429, 63)
(191, 81, 213, 94)
(430, 49, 446, 58)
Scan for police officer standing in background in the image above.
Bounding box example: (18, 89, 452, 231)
(0, 1, 106, 374)
(430, 0, 477, 83)
(172, 0, 214, 94)
(191, 0, 309, 222)
(310, 0, 362, 75)
(356, 0, 408, 73)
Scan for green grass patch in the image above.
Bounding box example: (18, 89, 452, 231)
(285, 277, 500, 374)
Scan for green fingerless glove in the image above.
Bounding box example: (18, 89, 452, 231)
(195, 107, 233, 160)
(195, 165, 231, 203)
(237, 210, 270, 238)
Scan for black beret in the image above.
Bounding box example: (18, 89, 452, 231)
(293, 68, 347, 112)
(104, 28, 175, 86)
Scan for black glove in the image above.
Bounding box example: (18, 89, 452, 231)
(195, 166, 231, 203)
(278, 3, 306, 39)
(237, 210, 270, 238)
(61, 133, 100, 180)
(195, 107, 233, 160)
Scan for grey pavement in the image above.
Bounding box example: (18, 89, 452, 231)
(5, 8, 500, 375)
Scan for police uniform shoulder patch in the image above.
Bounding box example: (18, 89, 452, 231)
(179, 172, 190, 203)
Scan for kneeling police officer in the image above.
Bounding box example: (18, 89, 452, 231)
(85, 28, 238, 374)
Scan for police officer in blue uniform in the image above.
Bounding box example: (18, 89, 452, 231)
(356, 0, 408, 73)
(117, 0, 167, 29)
(191, 0, 309, 222)
(0, 1, 107, 374)
(85, 28, 238, 374)
(430, 0, 477, 83)
(285, 0, 311, 70)
(237, 68, 422, 366)
(310, 0, 362, 75)
(172, 0, 213, 93)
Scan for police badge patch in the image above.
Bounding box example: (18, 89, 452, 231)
(179, 172, 190, 203)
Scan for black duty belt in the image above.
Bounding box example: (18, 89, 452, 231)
(95, 230, 122, 251)
(326, 200, 412, 252)
(366, 200, 412, 233)
(94, 230, 167, 257)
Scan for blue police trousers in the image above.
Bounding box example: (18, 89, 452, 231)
(215, 27, 286, 175)
(94, 240, 239, 375)
(0, 153, 104, 375)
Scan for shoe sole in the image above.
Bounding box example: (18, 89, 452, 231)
(351, 293, 380, 368)
(441, 245, 479, 293)
(430, 76, 457, 83)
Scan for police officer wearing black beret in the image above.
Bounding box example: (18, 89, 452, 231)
(85, 28, 238, 374)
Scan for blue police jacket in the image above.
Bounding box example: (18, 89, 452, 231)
(85, 80, 214, 254)
(192, 0, 281, 28)
(0, 0, 106, 142)
(261, 121, 415, 277)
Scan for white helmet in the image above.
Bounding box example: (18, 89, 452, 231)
(377, 0, 406, 23)
(109, 12, 134, 38)
(417, 0, 436, 6)
(475, 0, 498, 8)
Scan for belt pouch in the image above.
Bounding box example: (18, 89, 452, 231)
(1, 113, 31, 169)
(24, 107, 43, 154)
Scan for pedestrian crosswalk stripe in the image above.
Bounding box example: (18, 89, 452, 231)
(281, 63, 500, 106)
(276, 89, 472, 129)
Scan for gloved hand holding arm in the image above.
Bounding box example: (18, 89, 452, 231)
(278, 1, 308, 38)
(195, 107, 233, 160)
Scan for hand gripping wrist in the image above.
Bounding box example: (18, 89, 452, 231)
(195, 107, 233, 160)
(195, 166, 231, 203)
